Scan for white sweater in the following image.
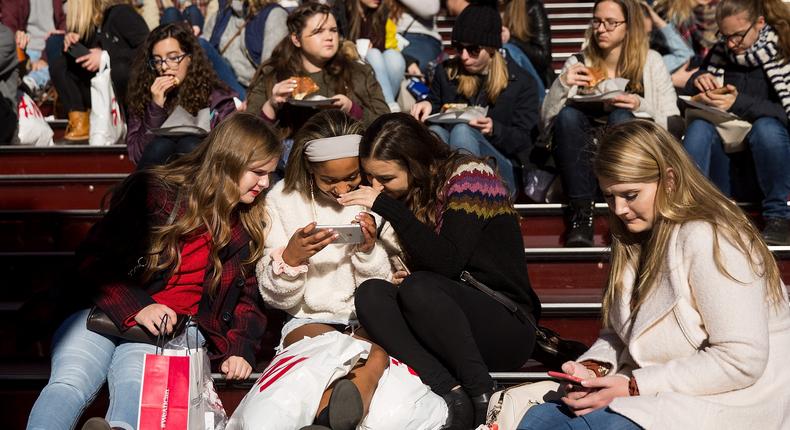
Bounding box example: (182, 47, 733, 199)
(256, 181, 395, 322)
(579, 221, 790, 429)
(541, 50, 679, 131)
(395, 0, 441, 41)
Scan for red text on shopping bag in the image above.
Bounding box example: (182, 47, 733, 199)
(255, 353, 309, 393)
(138, 354, 191, 430)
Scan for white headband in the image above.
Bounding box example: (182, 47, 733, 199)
(304, 134, 362, 162)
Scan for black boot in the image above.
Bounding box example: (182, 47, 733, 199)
(471, 390, 494, 427)
(763, 217, 790, 245)
(565, 199, 595, 247)
(441, 387, 474, 430)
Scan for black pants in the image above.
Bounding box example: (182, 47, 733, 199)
(355, 271, 536, 397)
(136, 135, 203, 170)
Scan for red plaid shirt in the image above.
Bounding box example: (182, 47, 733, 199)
(82, 173, 267, 366)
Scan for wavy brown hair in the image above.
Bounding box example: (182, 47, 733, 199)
(359, 113, 486, 229)
(583, 0, 648, 95)
(127, 23, 226, 118)
(285, 109, 364, 199)
(141, 113, 282, 295)
(502, 0, 532, 43)
(717, 0, 790, 62)
(594, 120, 784, 326)
(343, 0, 390, 49)
(249, 2, 357, 105)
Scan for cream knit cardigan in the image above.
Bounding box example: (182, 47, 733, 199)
(541, 50, 679, 131)
(579, 221, 790, 430)
(256, 181, 395, 322)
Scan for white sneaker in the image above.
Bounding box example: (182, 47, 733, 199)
(388, 102, 401, 113)
(22, 75, 38, 92)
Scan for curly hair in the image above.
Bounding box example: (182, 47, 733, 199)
(127, 23, 226, 118)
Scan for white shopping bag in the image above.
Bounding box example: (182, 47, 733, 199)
(226, 331, 369, 430)
(89, 51, 126, 146)
(359, 356, 448, 430)
(16, 91, 53, 146)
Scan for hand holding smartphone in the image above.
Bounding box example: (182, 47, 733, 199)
(315, 224, 364, 244)
(548, 371, 584, 386)
(67, 42, 90, 58)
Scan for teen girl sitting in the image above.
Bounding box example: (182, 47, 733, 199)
(682, 0, 790, 246)
(519, 119, 790, 430)
(257, 109, 396, 430)
(127, 23, 237, 169)
(411, 3, 540, 197)
(26, 113, 280, 430)
(333, 0, 406, 113)
(246, 2, 388, 142)
(542, 0, 678, 247)
(338, 113, 541, 430)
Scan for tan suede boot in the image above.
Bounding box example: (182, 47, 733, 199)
(64, 111, 90, 141)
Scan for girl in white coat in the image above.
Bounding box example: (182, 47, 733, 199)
(256, 109, 399, 430)
(519, 119, 790, 430)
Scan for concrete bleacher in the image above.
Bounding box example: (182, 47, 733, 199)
(3, 1, 790, 427)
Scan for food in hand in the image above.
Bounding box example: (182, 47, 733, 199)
(691, 86, 733, 102)
(578, 66, 607, 94)
(441, 103, 468, 112)
(291, 76, 320, 100)
(173, 77, 180, 86)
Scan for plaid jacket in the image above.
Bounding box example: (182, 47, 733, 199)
(81, 172, 267, 366)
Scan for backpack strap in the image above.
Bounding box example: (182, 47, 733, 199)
(243, 3, 285, 66)
(208, 0, 233, 50)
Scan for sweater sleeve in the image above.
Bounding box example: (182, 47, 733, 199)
(256, 205, 308, 310)
(577, 328, 628, 373)
(632, 222, 774, 397)
(356, 63, 390, 125)
(635, 51, 679, 129)
(350, 243, 393, 286)
(540, 55, 578, 131)
(657, 24, 694, 73)
(261, 7, 288, 64)
(371, 163, 516, 279)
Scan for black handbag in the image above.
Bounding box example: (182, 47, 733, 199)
(86, 307, 189, 345)
(459, 271, 589, 370)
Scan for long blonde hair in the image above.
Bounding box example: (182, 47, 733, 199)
(445, 49, 510, 104)
(67, 0, 131, 40)
(502, 0, 531, 43)
(143, 113, 282, 295)
(717, 0, 790, 62)
(583, 0, 648, 95)
(653, 0, 697, 27)
(594, 120, 784, 325)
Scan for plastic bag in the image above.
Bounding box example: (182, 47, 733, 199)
(89, 51, 126, 146)
(16, 91, 53, 146)
(226, 331, 369, 430)
(358, 356, 448, 430)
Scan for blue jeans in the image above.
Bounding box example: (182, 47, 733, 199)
(366, 48, 406, 104)
(683, 117, 790, 219)
(25, 49, 51, 88)
(27, 309, 158, 430)
(519, 401, 642, 430)
(430, 123, 517, 197)
(552, 105, 635, 200)
(199, 38, 246, 99)
(402, 33, 442, 76)
(503, 43, 545, 102)
(160, 5, 205, 30)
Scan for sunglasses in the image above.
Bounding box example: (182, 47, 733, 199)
(452, 42, 483, 57)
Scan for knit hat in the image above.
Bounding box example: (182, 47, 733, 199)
(452, 3, 502, 49)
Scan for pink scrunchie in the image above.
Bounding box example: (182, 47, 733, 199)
(270, 247, 308, 277)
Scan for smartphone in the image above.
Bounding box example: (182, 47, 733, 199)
(67, 42, 90, 58)
(390, 255, 410, 274)
(316, 224, 364, 244)
(547, 371, 584, 385)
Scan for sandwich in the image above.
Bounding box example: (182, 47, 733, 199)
(441, 103, 468, 112)
(578, 66, 607, 94)
(691, 86, 733, 102)
(291, 76, 320, 100)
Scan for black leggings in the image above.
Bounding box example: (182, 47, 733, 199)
(355, 271, 536, 397)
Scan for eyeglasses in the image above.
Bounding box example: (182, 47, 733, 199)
(148, 53, 190, 70)
(452, 42, 483, 57)
(716, 21, 755, 45)
(589, 19, 626, 31)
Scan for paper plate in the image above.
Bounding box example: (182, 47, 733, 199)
(287, 95, 336, 107)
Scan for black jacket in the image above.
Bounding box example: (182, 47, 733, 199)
(685, 47, 787, 126)
(508, 0, 555, 87)
(95, 4, 148, 105)
(427, 59, 540, 164)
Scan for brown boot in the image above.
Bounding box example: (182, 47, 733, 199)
(65, 111, 90, 141)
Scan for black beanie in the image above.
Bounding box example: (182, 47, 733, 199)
(452, 4, 502, 49)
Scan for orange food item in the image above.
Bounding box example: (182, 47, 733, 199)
(291, 76, 320, 100)
(441, 103, 468, 112)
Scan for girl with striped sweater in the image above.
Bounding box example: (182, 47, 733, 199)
(338, 113, 541, 430)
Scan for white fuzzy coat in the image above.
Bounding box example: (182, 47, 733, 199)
(578, 221, 790, 429)
(541, 50, 679, 131)
(256, 181, 396, 321)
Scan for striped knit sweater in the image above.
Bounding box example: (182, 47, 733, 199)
(371, 162, 541, 318)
